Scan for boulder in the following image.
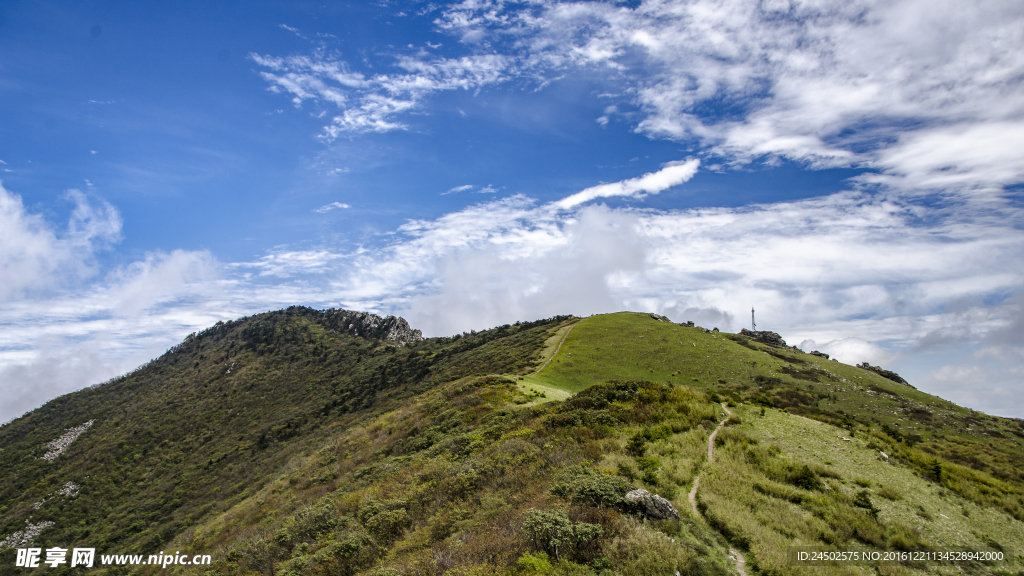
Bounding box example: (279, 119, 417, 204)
(624, 489, 679, 520)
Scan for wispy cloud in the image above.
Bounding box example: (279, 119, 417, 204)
(443, 184, 474, 195)
(252, 0, 1024, 192)
(432, 0, 1024, 193)
(250, 49, 511, 137)
(443, 184, 500, 195)
(554, 159, 699, 209)
(313, 201, 350, 213)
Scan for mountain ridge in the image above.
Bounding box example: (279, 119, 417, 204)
(1, 309, 1022, 576)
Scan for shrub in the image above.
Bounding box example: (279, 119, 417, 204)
(358, 500, 411, 543)
(791, 465, 822, 491)
(626, 433, 648, 457)
(616, 462, 636, 482)
(517, 551, 553, 574)
(551, 466, 633, 509)
(853, 491, 879, 518)
(635, 456, 660, 473)
(522, 509, 603, 562)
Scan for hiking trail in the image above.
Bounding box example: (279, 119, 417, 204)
(689, 403, 748, 576)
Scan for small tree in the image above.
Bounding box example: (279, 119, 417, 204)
(853, 490, 879, 518)
(792, 465, 821, 491)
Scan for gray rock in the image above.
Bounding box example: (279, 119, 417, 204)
(740, 328, 787, 347)
(810, 350, 830, 359)
(326, 309, 423, 344)
(856, 362, 910, 386)
(625, 489, 679, 520)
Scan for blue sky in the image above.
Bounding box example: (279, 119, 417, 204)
(2, 0, 1023, 422)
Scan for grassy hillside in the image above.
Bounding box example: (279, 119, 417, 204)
(0, 308, 573, 574)
(526, 313, 1024, 495)
(1, 310, 1022, 576)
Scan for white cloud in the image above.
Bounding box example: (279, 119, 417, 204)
(798, 337, 895, 367)
(432, 0, 1024, 192)
(554, 159, 699, 209)
(251, 50, 511, 137)
(253, 1, 1024, 193)
(0, 184, 226, 423)
(0, 184, 120, 300)
(444, 184, 474, 195)
(314, 201, 350, 213)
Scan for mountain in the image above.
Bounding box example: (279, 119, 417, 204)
(1, 309, 1022, 576)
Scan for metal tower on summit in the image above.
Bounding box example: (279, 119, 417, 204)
(751, 307, 756, 331)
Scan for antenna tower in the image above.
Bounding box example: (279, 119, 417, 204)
(751, 307, 756, 331)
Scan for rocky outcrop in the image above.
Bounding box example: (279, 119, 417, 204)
(625, 489, 679, 520)
(856, 362, 909, 386)
(810, 350, 830, 359)
(740, 328, 787, 347)
(40, 420, 94, 462)
(324, 309, 423, 344)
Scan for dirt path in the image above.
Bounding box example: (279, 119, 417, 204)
(687, 476, 700, 517)
(689, 403, 747, 576)
(530, 321, 579, 377)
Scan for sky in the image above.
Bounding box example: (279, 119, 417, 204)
(1, 0, 1023, 423)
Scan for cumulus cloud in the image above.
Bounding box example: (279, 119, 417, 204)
(0, 184, 120, 300)
(0, 185, 226, 423)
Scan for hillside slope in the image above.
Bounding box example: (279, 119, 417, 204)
(0, 308, 572, 573)
(1, 310, 1022, 576)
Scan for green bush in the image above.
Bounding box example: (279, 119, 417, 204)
(551, 466, 633, 509)
(853, 491, 878, 518)
(522, 509, 603, 562)
(358, 500, 411, 543)
(517, 551, 553, 573)
(791, 465, 822, 491)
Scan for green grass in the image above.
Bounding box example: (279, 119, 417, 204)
(524, 313, 1024, 503)
(716, 404, 1024, 574)
(522, 312, 769, 392)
